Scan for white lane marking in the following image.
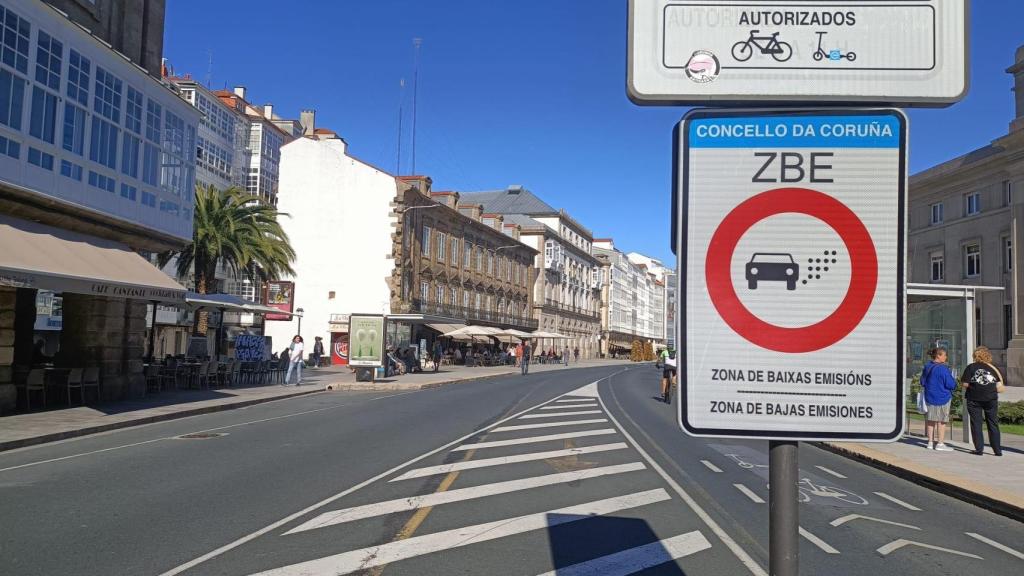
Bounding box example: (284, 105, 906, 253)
(555, 398, 596, 403)
(597, 383, 768, 576)
(491, 418, 608, 432)
(390, 443, 629, 482)
(533, 531, 713, 576)
(249, 489, 672, 576)
(814, 465, 847, 479)
(288, 462, 647, 534)
(569, 381, 601, 397)
(519, 410, 603, 419)
(873, 492, 921, 511)
(0, 389, 426, 474)
(156, 382, 589, 576)
(830, 514, 920, 530)
(540, 403, 596, 410)
(733, 483, 765, 504)
(877, 539, 983, 559)
(965, 532, 1024, 560)
(799, 527, 840, 555)
(452, 429, 618, 451)
(701, 460, 723, 473)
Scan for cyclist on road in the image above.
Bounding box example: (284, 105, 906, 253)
(661, 348, 677, 404)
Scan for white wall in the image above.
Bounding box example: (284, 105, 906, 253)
(264, 138, 395, 350)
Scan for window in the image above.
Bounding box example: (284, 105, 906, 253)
(930, 251, 944, 282)
(87, 170, 114, 192)
(145, 99, 162, 143)
(328, 291, 336, 300)
(28, 86, 56, 143)
(0, 4, 30, 74)
(89, 116, 118, 169)
(976, 306, 983, 346)
(27, 146, 52, 170)
(34, 30, 61, 90)
(121, 133, 139, 178)
(1005, 180, 1013, 207)
(1005, 237, 1013, 272)
(464, 241, 471, 268)
(66, 50, 89, 106)
(487, 252, 494, 275)
(1005, 305, 1013, 349)
(450, 287, 458, 306)
(120, 183, 136, 201)
(59, 159, 81, 180)
(142, 142, 159, 185)
(928, 202, 943, 225)
(475, 247, 482, 270)
(463, 290, 470, 308)
(451, 237, 458, 264)
(965, 192, 981, 216)
(93, 67, 122, 122)
(436, 285, 444, 304)
(0, 133, 19, 158)
(420, 281, 429, 302)
(437, 231, 446, 261)
(141, 190, 156, 207)
(125, 87, 142, 134)
(475, 292, 481, 310)
(421, 225, 431, 255)
(965, 243, 981, 278)
(62, 103, 85, 154)
(159, 199, 179, 215)
(0, 68, 25, 130)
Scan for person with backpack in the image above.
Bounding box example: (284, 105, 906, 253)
(921, 347, 958, 451)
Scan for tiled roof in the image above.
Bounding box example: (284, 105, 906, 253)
(460, 188, 557, 215)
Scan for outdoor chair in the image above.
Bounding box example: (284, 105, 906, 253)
(24, 369, 45, 411)
(159, 358, 180, 390)
(82, 367, 100, 403)
(66, 368, 84, 406)
(144, 365, 161, 394)
(195, 361, 210, 389)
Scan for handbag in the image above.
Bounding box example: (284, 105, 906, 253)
(915, 391, 928, 415)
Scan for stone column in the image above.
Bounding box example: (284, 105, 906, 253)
(1006, 205, 1024, 386)
(61, 295, 147, 400)
(0, 287, 15, 414)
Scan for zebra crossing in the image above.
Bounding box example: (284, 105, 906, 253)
(215, 382, 749, 576)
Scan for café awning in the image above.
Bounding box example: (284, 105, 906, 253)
(185, 292, 297, 316)
(428, 323, 467, 334)
(0, 214, 186, 303)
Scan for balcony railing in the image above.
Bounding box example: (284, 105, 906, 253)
(406, 299, 539, 330)
(542, 298, 600, 320)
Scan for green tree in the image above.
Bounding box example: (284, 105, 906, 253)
(160, 184, 296, 335)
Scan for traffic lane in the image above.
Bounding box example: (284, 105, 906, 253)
(602, 367, 1024, 575)
(191, 376, 746, 576)
(1, 366, 626, 576)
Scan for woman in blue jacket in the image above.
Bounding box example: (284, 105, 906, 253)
(921, 347, 959, 451)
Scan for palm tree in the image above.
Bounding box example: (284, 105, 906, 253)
(160, 184, 296, 335)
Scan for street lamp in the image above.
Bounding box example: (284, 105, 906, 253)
(296, 307, 304, 339)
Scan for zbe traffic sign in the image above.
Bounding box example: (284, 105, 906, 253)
(676, 109, 906, 441)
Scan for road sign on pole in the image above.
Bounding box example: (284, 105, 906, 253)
(676, 108, 906, 441)
(628, 0, 968, 106)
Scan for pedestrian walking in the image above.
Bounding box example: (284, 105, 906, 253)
(432, 340, 443, 373)
(284, 335, 305, 386)
(574, 346, 580, 362)
(960, 346, 1005, 456)
(921, 347, 958, 451)
(514, 342, 522, 367)
(563, 345, 570, 366)
(312, 336, 324, 368)
(521, 341, 531, 375)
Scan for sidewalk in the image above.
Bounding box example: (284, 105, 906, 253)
(822, 421, 1024, 522)
(0, 359, 631, 452)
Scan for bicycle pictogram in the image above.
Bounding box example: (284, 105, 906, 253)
(732, 30, 793, 62)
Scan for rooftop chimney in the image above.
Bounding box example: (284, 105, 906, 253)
(263, 104, 274, 119)
(1009, 45, 1024, 132)
(233, 86, 246, 99)
(507, 185, 524, 194)
(300, 110, 316, 136)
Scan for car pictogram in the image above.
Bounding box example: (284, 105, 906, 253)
(745, 253, 798, 290)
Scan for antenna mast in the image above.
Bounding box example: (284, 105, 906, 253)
(411, 37, 422, 175)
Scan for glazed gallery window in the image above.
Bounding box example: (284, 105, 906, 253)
(436, 285, 444, 304)
(964, 243, 981, 278)
(420, 281, 429, 302)
(66, 50, 90, 106)
(930, 251, 944, 282)
(35, 30, 61, 91)
(0, 68, 25, 130)
(464, 241, 471, 268)
(451, 237, 459, 264)
(89, 116, 118, 169)
(29, 86, 57, 143)
(93, 67, 122, 123)
(437, 231, 446, 262)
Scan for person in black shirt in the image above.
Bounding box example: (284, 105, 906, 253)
(960, 346, 1006, 456)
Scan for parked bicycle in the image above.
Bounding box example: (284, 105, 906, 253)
(732, 30, 792, 62)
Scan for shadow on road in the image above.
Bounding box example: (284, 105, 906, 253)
(546, 513, 689, 574)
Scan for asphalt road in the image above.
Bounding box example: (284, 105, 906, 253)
(0, 364, 1021, 575)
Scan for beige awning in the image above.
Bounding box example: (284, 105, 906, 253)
(0, 215, 186, 303)
(428, 323, 467, 334)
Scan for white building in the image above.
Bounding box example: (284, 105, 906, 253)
(172, 76, 244, 192)
(594, 240, 667, 355)
(263, 131, 396, 351)
(626, 252, 672, 346)
(211, 87, 290, 207)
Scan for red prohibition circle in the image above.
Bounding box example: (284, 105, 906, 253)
(705, 187, 877, 353)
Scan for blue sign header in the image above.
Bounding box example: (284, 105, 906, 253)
(688, 114, 901, 148)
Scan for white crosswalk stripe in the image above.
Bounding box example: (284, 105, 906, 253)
(249, 489, 672, 576)
(491, 418, 608, 432)
(519, 409, 603, 419)
(452, 428, 618, 450)
(556, 398, 596, 403)
(533, 532, 713, 576)
(541, 403, 596, 410)
(389, 442, 630, 481)
(287, 463, 647, 534)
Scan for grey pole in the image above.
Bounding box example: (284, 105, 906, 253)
(769, 440, 799, 576)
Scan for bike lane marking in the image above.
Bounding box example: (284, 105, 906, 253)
(830, 514, 920, 530)
(876, 539, 982, 560)
(965, 532, 1024, 560)
(734, 483, 765, 504)
(798, 527, 840, 555)
(701, 460, 723, 473)
(872, 492, 921, 511)
(814, 465, 847, 479)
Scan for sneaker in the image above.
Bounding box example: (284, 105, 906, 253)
(935, 443, 953, 452)
(927, 442, 935, 450)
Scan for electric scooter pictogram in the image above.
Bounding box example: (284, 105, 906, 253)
(812, 31, 856, 62)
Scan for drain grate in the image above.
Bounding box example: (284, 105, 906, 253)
(176, 432, 228, 439)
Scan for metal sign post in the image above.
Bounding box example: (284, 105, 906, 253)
(769, 440, 799, 576)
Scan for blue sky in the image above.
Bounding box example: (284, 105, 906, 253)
(165, 1, 1023, 265)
